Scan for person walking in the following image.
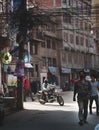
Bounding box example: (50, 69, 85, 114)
(23, 75, 34, 101)
(89, 74, 99, 116)
(73, 71, 92, 126)
(94, 124, 99, 130)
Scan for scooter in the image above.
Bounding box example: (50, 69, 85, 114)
(37, 86, 64, 106)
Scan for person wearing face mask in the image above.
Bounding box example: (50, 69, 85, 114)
(73, 70, 92, 126)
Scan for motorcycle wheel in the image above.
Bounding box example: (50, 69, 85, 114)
(39, 99, 46, 105)
(57, 96, 64, 106)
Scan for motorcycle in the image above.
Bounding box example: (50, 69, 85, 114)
(37, 85, 64, 106)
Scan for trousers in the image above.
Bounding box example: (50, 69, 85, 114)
(78, 98, 89, 121)
(89, 95, 99, 115)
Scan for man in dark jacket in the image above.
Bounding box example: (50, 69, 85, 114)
(73, 71, 92, 126)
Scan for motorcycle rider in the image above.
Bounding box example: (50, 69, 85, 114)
(41, 78, 53, 101)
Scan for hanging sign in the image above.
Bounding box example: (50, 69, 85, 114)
(14, 60, 24, 77)
(2, 52, 12, 64)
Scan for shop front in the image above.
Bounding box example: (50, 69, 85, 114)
(40, 66, 59, 88)
(1, 64, 18, 114)
(60, 67, 71, 91)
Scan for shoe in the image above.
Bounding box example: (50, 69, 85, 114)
(84, 120, 88, 124)
(78, 121, 84, 126)
(32, 99, 34, 101)
(90, 111, 92, 114)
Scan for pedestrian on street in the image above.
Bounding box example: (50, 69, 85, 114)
(89, 74, 99, 116)
(23, 75, 34, 102)
(94, 124, 99, 130)
(73, 70, 92, 126)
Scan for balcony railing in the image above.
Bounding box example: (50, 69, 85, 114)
(31, 31, 44, 42)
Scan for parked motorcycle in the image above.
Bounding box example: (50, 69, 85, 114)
(37, 86, 64, 106)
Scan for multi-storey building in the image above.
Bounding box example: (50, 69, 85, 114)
(25, 0, 60, 85)
(91, 0, 99, 69)
(35, 0, 94, 88)
(60, 0, 93, 87)
(5, 0, 97, 90)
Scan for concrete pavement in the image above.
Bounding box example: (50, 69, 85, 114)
(0, 91, 99, 130)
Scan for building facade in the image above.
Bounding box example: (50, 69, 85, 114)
(91, 0, 99, 69)
(24, 0, 99, 89)
(1, 0, 98, 91)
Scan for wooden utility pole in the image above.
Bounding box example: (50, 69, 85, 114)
(16, 0, 27, 110)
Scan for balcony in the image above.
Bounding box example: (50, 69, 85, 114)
(44, 31, 57, 38)
(31, 32, 44, 42)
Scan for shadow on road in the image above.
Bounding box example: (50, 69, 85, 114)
(0, 101, 98, 130)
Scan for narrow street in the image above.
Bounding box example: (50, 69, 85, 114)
(0, 91, 99, 130)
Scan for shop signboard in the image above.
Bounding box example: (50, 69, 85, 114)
(7, 74, 17, 87)
(61, 67, 71, 73)
(14, 60, 24, 77)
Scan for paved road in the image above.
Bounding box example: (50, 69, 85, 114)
(0, 91, 99, 130)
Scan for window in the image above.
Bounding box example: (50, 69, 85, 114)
(48, 58, 52, 66)
(76, 35, 79, 45)
(31, 44, 38, 55)
(80, 20, 83, 30)
(41, 42, 45, 48)
(35, 64, 39, 77)
(86, 39, 88, 47)
(64, 32, 68, 42)
(75, 18, 79, 28)
(30, 65, 34, 77)
(68, 52, 72, 64)
(85, 22, 88, 31)
(42, 57, 46, 66)
(80, 37, 84, 46)
(47, 39, 51, 48)
(63, 13, 72, 24)
(52, 40, 56, 50)
(70, 34, 74, 44)
(62, 0, 66, 4)
(53, 58, 56, 67)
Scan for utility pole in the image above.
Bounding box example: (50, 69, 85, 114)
(16, 0, 27, 110)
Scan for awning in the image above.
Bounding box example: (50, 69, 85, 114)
(25, 63, 33, 68)
(48, 67, 56, 74)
